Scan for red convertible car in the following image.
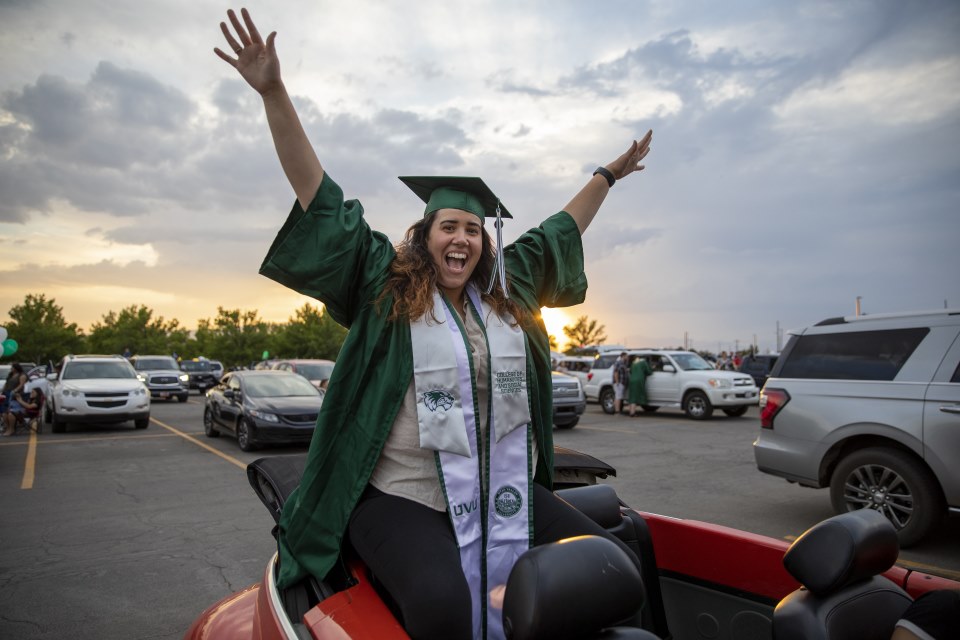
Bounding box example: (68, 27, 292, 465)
(184, 448, 957, 640)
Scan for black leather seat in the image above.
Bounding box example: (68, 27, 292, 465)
(503, 534, 658, 640)
(773, 509, 912, 640)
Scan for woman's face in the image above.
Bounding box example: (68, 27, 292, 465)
(427, 209, 483, 299)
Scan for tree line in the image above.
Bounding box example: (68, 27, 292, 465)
(1, 293, 347, 370)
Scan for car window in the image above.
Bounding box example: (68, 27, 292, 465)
(63, 361, 136, 380)
(134, 357, 179, 370)
(181, 360, 212, 372)
(670, 352, 713, 371)
(593, 355, 618, 370)
(952, 361, 960, 384)
(778, 328, 929, 381)
(243, 374, 320, 398)
(295, 363, 334, 379)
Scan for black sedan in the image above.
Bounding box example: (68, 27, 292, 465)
(203, 370, 323, 451)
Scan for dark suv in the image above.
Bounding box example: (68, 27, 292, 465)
(737, 354, 779, 388)
(180, 359, 220, 394)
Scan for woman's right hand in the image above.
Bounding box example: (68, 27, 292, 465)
(214, 8, 282, 96)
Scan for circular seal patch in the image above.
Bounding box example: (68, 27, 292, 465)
(494, 486, 523, 518)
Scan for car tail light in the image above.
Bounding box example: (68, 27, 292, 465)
(760, 388, 790, 429)
(587, 373, 593, 381)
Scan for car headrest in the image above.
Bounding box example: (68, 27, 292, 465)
(246, 455, 308, 524)
(502, 535, 644, 640)
(782, 509, 899, 596)
(555, 484, 624, 529)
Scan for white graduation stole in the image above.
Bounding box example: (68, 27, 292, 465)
(410, 285, 532, 640)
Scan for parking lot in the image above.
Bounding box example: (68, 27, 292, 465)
(1, 397, 957, 639)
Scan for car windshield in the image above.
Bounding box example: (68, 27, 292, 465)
(63, 361, 136, 380)
(244, 374, 320, 398)
(670, 353, 714, 371)
(135, 357, 179, 370)
(181, 361, 211, 372)
(295, 363, 334, 380)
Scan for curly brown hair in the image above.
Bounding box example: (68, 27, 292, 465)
(377, 211, 528, 326)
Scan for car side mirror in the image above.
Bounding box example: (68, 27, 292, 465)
(47, 372, 58, 381)
(223, 389, 235, 400)
(662, 364, 676, 373)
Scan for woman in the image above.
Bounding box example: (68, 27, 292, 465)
(215, 9, 652, 639)
(627, 356, 654, 417)
(1, 363, 27, 436)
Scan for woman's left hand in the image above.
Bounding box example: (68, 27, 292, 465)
(605, 129, 652, 181)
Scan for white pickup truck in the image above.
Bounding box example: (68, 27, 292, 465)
(583, 349, 758, 419)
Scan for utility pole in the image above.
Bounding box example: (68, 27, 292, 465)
(776, 321, 782, 352)
(855, 296, 862, 317)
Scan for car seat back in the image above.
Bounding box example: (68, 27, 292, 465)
(773, 509, 912, 640)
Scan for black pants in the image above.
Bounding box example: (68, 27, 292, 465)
(348, 483, 642, 640)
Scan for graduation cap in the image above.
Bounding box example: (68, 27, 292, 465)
(399, 175, 512, 297)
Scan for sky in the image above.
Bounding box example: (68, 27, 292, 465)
(1, 0, 958, 354)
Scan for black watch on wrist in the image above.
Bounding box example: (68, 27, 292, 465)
(593, 166, 615, 187)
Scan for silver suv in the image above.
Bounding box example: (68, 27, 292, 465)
(46, 355, 151, 432)
(584, 349, 758, 419)
(754, 310, 960, 546)
(130, 355, 189, 403)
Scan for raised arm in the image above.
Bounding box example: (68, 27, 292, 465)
(563, 130, 652, 235)
(214, 8, 323, 209)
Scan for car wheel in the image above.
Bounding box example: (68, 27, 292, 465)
(722, 406, 749, 417)
(600, 388, 615, 415)
(51, 408, 66, 433)
(237, 418, 257, 452)
(134, 417, 150, 429)
(555, 417, 579, 430)
(203, 407, 221, 438)
(177, 394, 188, 403)
(641, 405, 659, 413)
(44, 405, 52, 424)
(683, 391, 713, 420)
(829, 447, 945, 547)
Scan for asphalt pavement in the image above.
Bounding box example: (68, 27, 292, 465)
(0, 397, 957, 639)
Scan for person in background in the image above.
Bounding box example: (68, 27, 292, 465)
(627, 355, 654, 417)
(613, 351, 630, 415)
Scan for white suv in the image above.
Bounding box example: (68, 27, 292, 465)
(754, 310, 960, 546)
(584, 349, 758, 419)
(46, 355, 151, 433)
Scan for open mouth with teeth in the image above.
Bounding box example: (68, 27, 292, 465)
(445, 251, 468, 273)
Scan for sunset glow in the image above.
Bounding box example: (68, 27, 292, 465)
(539, 307, 571, 352)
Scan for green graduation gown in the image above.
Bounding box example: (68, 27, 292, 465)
(259, 173, 588, 588)
(628, 359, 653, 406)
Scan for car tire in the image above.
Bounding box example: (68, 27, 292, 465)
(722, 406, 749, 417)
(829, 447, 945, 548)
(600, 388, 615, 415)
(134, 417, 150, 429)
(641, 405, 660, 413)
(683, 390, 713, 420)
(555, 418, 579, 430)
(177, 394, 188, 403)
(44, 405, 52, 424)
(51, 407, 66, 433)
(203, 407, 221, 438)
(237, 418, 257, 452)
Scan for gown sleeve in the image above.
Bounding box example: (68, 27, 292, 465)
(259, 173, 395, 328)
(504, 210, 587, 311)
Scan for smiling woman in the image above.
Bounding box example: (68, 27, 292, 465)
(540, 307, 572, 350)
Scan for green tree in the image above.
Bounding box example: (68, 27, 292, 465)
(269, 303, 347, 360)
(198, 307, 272, 369)
(562, 315, 608, 353)
(87, 305, 189, 356)
(3, 293, 85, 364)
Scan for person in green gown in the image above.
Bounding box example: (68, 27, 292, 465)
(215, 9, 653, 639)
(627, 356, 654, 417)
